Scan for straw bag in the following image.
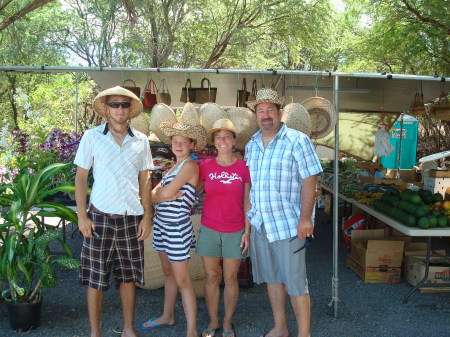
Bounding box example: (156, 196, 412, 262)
(247, 80, 257, 102)
(122, 79, 141, 98)
(143, 80, 157, 110)
(156, 79, 171, 106)
(408, 93, 426, 116)
(195, 78, 217, 104)
(180, 79, 196, 103)
(236, 78, 250, 107)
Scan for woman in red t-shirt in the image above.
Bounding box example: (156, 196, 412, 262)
(196, 118, 251, 337)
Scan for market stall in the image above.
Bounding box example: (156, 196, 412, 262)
(2, 65, 449, 317)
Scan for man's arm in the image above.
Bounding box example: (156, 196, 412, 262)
(137, 169, 152, 241)
(297, 174, 318, 239)
(75, 167, 94, 238)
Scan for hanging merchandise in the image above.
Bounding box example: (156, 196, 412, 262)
(301, 96, 337, 139)
(156, 79, 171, 106)
(180, 79, 196, 103)
(198, 102, 227, 144)
(408, 92, 426, 116)
(122, 79, 141, 98)
(281, 100, 312, 136)
(149, 103, 177, 143)
(227, 107, 259, 150)
(374, 124, 395, 157)
(236, 77, 249, 107)
(195, 78, 217, 104)
(246, 79, 257, 107)
(130, 113, 150, 136)
(143, 80, 158, 110)
(179, 102, 200, 125)
(430, 92, 450, 121)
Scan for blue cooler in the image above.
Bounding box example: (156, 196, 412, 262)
(380, 115, 418, 169)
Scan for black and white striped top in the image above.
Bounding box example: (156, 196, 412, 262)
(154, 159, 197, 224)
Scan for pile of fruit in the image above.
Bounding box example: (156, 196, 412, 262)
(372, 189, 450, 229)
(349, 190, 384, 204)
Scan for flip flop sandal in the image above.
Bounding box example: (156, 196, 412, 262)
(141, 317, 170, 330)
(201, 327, 220, 337)
(222, 324, 236, 337)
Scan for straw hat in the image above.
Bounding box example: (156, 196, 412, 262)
(227, 107, 259, 150)
(199, 103, 227, 132)
(149, 103, 177, 143)
(246, 88, 285, 111)
(130, 113, 150, 136)
(159, 122, 207, 151)
(207, 118, 236, 135)
(92, 86, 142, 119)
(179, 102, 200, 125)
(301, 96, 337, 139)
(281, 103, 312, 136)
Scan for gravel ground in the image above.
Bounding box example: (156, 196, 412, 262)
(1, 209, 449, 337)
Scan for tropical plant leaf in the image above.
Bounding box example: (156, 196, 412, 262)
(35, 245, 47, 262)
(10, 279, 25, 296)
(59, 240, 74, 257)
(55, 256, 80, 270)
(39, 262, 57, 288)
(35, 229, 61, 246)
(17, 258, 32, 284)
(35, 202, 78, 223)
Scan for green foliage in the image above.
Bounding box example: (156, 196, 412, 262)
(0, 162, 79, 304)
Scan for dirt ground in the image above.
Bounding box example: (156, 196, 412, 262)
(0, 208, 449, 337)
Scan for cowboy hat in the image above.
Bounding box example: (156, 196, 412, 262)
(246, 88, 285, 111)
(207, 118, 236, 134)
(159, 122, 207, 151)
(92, 86, 143, 119)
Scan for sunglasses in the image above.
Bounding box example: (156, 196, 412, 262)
(106, 101, 131, 108)
(289, 235, 314, 254)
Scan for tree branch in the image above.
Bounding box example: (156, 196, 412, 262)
(399, 0, 446, 30)
(0, 0, 55, 33)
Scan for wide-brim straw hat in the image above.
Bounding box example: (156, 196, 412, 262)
(301, 96, 337, 139)
(199, 103, 227, 132)
(92, 86, 142, 119)
(227, 107, 259, 150)
(179, 102, 200, 125)
(246, 88, 285, 111)
(159, 122, 207, 152)
(207, 118, 236, 134)
(149, 103, 178, 143)
(130, 113, 150, 136)
(281, 102, 312, 136)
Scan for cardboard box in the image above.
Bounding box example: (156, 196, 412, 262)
(347, 254, 401, 283)
(324, 193, 346, 217)
(351, 229, 405, 268)
(405, 255, 450, 287)
(358, 176, 404, 187)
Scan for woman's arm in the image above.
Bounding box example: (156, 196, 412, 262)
(240, 182, 251, 254)
(155, 160, 199, 200)
(151, 181, 182, 204)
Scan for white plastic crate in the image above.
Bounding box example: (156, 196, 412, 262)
(423, 176, 450, 198)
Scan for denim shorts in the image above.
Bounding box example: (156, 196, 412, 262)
(196, 225, 246, 260)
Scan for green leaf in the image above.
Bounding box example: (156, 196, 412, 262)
(34, 229, 61, 246)
(35, 245, 46, 262)
(55, 256, 80, 270)
(17, 258, 32, 284)
(35, 202, 78, 224)
(39, 262, 57, 288)
(10, 279, 25, 296)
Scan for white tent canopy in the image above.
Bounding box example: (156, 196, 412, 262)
(2, 65, 449, 317)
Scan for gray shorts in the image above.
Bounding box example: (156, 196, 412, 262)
(250, 225, 309, 296)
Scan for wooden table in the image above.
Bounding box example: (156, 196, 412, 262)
(319, 184, 450, 302)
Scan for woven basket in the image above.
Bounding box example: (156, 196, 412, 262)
(408, 93, 426, 116)
(179, 102, 200, 125)
(227, 107, 259, 150)
(301, 97, 337, 139)
(140, 214, 206, 298)
(281, 103, 311, 136)
(149, 103, 177, 143)
(130, 113, 150, 136)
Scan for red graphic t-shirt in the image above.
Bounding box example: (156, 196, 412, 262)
(199, 159, 251, 233)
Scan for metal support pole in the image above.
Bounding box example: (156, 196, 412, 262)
(332, 75, 340, 318)
(74, 72, 79, 133)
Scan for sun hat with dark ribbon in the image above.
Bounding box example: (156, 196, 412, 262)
(92, 86, 143, 119)
(246, 88, 285, 111)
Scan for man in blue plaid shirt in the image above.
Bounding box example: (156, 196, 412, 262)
(245, 88, 323, 337)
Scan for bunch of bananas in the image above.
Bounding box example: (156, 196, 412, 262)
(351, 191, 383, 204)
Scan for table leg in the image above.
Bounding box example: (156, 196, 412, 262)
(402, 236, 431, 304)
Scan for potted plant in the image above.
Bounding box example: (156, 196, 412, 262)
(0, 162, 80, 332)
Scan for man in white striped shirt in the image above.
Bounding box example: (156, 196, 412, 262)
(74, 86, 153, 337)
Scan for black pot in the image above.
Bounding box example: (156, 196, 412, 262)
(7, 300, 42, 331)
